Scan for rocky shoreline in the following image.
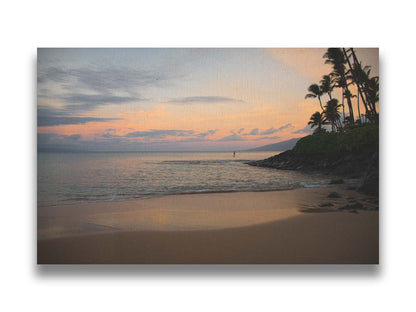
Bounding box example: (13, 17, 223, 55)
(247, 150, 379, 196)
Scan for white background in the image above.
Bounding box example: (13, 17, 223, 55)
(1, 1, 415, 311)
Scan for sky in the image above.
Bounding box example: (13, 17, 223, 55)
(37, 48, 378, 152)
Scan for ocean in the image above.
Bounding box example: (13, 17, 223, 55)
(37, 151, 331, 207)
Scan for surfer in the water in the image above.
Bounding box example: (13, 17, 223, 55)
(233, 151, 236, 157)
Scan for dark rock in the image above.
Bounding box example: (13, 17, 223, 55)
(319, 202, 334, 207)
(349, 210, 359, 214)
(363, 198, 378, 204)
(352, 202, 364, 209)
(246, 146, 379, 199)
(247, 148, 378, 177)
(330, 178, 344, 184)
(344, 154, 353, 161)
(299, 208, 337, 213)
(346, 185, 357, 190)
(328, 192, 341, 198)
(337, 202, 364, 211)
(357, 152, 379, 196)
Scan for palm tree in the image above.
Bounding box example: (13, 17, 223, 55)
(346, 60, 371, 119)
(352, 64, 379, 122)
(367, 76, 379, 102)
(319, 75, 334, 100)
(323, 48, 354, 122)
(356, 88, 362, 124)
(305, 84, 324, 111)
(366, 76, 379, 121)
(308, 112, 328, 134)
(324, 98, 342, 132)
(347, 48, 379, 122)
(343, 89, 357, 126)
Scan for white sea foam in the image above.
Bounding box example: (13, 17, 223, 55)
(38, 151, 331, 207)
(299, 182, 327, 188)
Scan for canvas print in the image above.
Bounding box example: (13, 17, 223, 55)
(37, 48, 379, 264)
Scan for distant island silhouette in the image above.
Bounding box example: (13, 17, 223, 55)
(245, 138, 301, 152)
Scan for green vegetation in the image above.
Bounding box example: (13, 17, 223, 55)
(293, 124, 378, 155)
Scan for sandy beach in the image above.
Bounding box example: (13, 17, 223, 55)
(38, 186, 378, 264)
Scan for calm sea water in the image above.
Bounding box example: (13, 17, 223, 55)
(37, 151, 331, 207)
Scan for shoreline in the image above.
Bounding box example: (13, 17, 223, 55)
(37, 172, 354, 209)
(37, 184, 315, 209)
(38, 186, 378, 264)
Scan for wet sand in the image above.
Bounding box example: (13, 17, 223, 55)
(38, 187, 379, 264)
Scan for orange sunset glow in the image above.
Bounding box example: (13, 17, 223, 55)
(38, 48, 378, 151)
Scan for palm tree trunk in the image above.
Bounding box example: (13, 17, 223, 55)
(338, 118, 343, 131)
(345, 89, 354, 122)
(357, 90, 361, 123)
(349, 48, 375, 118)
(318, 97, 324, 112)
(343, 48, 368, 117)
(342, 88, 345, 121)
